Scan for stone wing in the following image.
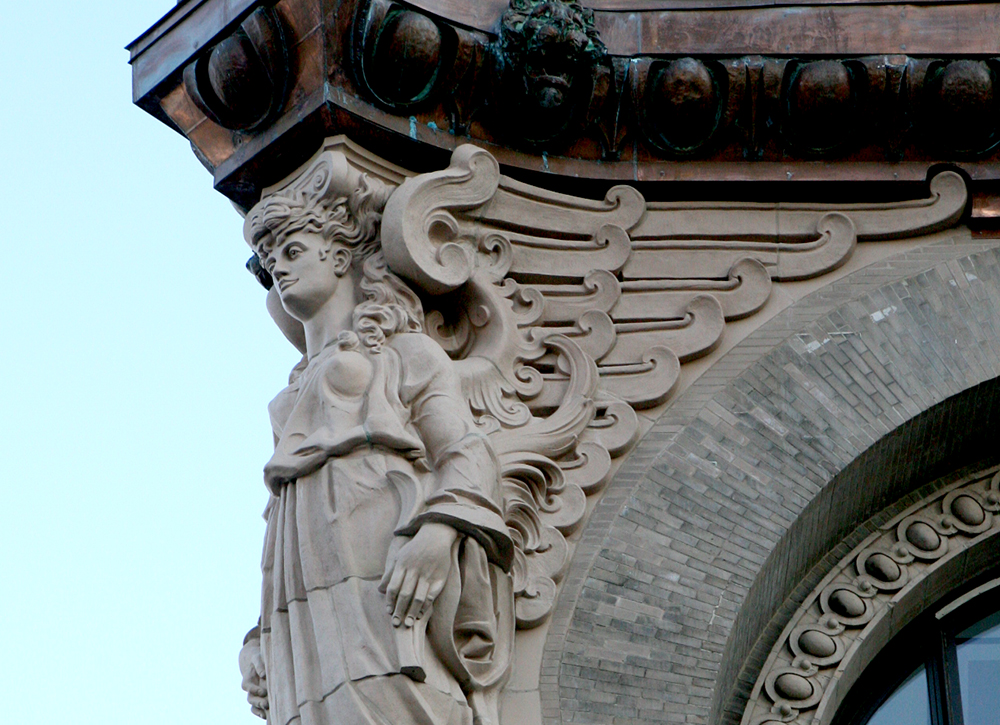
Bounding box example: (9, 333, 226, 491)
(379, 145, 966, 627)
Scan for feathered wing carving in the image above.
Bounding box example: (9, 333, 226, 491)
(380, 146, 967, 627)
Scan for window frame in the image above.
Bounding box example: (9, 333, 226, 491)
(833, 568, 1000, 725)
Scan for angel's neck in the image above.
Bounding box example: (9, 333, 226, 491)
(304, 281, 358, 359)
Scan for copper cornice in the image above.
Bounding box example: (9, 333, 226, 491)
(128, 0, 1000, 210)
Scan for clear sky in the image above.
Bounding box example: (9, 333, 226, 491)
(0, 4, 301, 722)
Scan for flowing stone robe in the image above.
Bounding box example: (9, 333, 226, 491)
(258, 332, 514, 725)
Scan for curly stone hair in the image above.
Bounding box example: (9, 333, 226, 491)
(247, 171, 424, 354)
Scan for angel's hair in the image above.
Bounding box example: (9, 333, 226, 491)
(247, 173, 424, 353)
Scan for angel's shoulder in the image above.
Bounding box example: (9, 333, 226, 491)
(388, 332, 452, 366)
(387, 333, 459, 393)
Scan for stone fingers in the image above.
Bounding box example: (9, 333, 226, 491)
(381, 560, 404, 612)
(405, 579, 431, 626)
(247, 681, 268, 698)
(391, 568, 418, 627)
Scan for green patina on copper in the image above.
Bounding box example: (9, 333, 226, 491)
(499, 0, 605, 67)
(494, 0, 606, 146)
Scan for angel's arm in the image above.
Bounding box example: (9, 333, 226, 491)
(391, 334, 514, 571)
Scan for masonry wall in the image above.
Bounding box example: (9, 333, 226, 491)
(539, 232, 1000, 724)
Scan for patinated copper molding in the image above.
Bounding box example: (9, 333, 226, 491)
(351, 0, 1000, 160)
(182, 6, 292, 131)
(401, 0, 1000, 41)
(129, 0, 1000, 208)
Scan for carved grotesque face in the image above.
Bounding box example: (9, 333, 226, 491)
(498, 0, 605, 144)
(264, 229, 351, 322)
(519, 4, 592, 109)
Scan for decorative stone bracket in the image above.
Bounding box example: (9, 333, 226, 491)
(240, 135, 969, 643)
(378, 143, 967, 411)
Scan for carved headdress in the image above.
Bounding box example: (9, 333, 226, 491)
(245, 150, 391, 259)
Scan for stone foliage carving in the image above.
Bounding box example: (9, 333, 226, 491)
(742, 467, 1000, 725)
(236, 137, 968, 723)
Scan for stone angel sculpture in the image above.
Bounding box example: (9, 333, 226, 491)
(236, 147, 521, 725)
(236, 138, 967, 725)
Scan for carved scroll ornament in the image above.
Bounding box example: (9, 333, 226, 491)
(237, 137, 967, 724)
(382, 143, 966, 414)
(379, 140, 965, 635)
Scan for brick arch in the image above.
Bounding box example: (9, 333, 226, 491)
(540, 240, 1000, 724)
(724, 378, 1000, 724)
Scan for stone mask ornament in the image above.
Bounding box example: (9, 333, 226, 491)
(494, 0, 606, 147)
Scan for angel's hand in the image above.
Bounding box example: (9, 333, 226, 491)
(239, 637, 269, 719)
(263, 457, 307, 490)
(379, 523, 457, 628)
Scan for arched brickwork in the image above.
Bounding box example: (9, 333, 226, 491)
(540, 236, 1000, 724)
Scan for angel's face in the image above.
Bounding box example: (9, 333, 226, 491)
(265, 229, 351, 322)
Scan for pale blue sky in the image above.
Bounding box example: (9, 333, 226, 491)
(0, 4, 300, 722)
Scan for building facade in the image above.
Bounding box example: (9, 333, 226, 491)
(131, 2, 1000, 723)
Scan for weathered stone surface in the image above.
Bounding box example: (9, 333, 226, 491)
(744, 464, 1000, 725)
(126, 2, 1000, 721)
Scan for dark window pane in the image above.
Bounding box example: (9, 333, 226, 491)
(957, 610, 1000, 725)
(865, 666, 930, 725)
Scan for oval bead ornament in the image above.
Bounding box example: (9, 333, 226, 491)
(182, 7, 290, 131)
(906, 521, 941, 551)
(775, 673, 814, 701)
(865, 553, 902, 583)
(799, 630, 837, 658)
(829, 589, 866, 618)
(367, 10, 443, 107)
(952, 495, 986, 526)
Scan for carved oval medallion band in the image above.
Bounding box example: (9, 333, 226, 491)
(353, 1, 1000, 159)
(743, 467, 1000, 725)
